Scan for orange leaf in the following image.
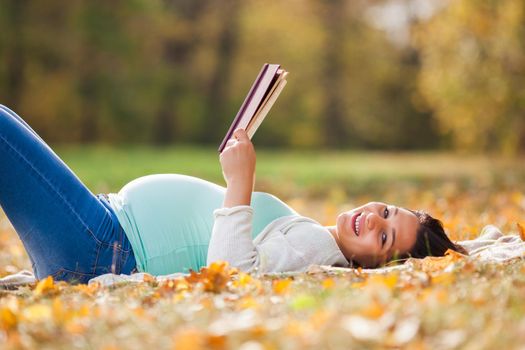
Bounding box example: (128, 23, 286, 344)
(445, 249, 467, 259)
(0, 307, 17, 330)
(273, 278, 292, 294)
(173, 327, 205, 350)
(143, 273, 156, 283)
(368, 274, 398, 289)
(322, 278, 335, 289)
(360, 299, 385, 319)
(517, 222, 525, 241)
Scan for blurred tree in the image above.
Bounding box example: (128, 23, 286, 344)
(0, 0, 440, 150)
(1, 0, 28, 111)
(201, 0, 241, 144)
(75, 1, 125, 142)
(319, 0, 349, 148)
(414, 0, 525, 153)
(153, 0, 209, 145)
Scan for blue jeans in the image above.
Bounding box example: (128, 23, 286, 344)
(0, 105, 136, 284)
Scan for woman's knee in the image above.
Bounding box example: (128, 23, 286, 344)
(0, 105, 19, 132)
(0, 105, 43, 142)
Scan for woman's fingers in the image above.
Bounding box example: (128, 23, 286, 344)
(223, 128, 250, 151)
(233, 128, 249, 141)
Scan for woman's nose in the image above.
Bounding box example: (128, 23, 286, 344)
(366, 212, 380, 231)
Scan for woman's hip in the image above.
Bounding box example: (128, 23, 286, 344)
(37, 196, 137, 284)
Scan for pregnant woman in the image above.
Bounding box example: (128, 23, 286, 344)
(0, 105, 465, 284)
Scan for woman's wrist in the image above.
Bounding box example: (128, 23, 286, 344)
(226, 175, 253, 188)
(223, 179, 253, 208)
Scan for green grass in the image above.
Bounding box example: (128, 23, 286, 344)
(55, 144, 525, 199)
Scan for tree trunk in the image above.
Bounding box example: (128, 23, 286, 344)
(321, 0, 348, 148)
(202, 0, 241, 144)
(153, 0, 208, 145)
(4, 0, 28, 110)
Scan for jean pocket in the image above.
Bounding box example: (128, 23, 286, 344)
(52, 268, 95, 285)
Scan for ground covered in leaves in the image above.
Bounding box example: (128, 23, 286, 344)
(1, 151, 525, 349)
(1, 257, 525, 349)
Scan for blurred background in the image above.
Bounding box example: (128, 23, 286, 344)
(1, 0, 523, 152)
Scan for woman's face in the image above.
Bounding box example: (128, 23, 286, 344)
(334, 202, 419, 267)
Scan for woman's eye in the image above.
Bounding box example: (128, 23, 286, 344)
(383, 207, 389, 218)
(381, 232, 387, 247)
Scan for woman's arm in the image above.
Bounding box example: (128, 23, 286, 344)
(208, 128, 258, 270)
(219, 128, 256, 208)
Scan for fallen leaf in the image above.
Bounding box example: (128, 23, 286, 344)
(360, 299, 385, 319)
(239, 296, 259, 309)
(34, 276, 56, 296)
(431, 272, 455, 286)
(289, 294, 317, 311)
(0, 307, 17, 330)
(173, 327, 206, 350)
(517, 222, 525, 241)
(23, 304, 52, 323)
(232, 272, 253, 288)
(273, 279, 292, 295)
(321, 278, 335, 289)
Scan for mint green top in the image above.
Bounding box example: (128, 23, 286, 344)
(107, 174, 297, 275)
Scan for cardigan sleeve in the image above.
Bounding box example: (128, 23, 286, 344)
(207, 205, 261, 272)
(207, 205, 350, 274)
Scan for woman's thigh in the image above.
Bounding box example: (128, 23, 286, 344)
(0, 105, 134, 282)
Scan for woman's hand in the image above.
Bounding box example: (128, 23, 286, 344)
(220, 128, 256, 207)
(220, 128, 256, 186)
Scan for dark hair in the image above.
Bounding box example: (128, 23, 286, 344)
(399, 210, 468, 259)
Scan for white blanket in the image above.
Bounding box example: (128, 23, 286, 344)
(1, 225, 523, 288)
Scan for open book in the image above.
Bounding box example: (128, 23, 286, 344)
(218, 63, 288, 152)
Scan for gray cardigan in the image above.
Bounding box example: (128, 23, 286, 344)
(207, 205, 350, 273)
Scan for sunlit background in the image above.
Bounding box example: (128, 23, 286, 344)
(1, 0, 523, 152)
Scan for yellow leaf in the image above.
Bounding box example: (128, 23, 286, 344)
(208, 260, 229, 273)
(23, 304, 52, 322)
(239, 296, 259, 309)
(34, 276, 56, 296)
(175, 279, 191, 292)
(232, 272, 252, 288)
(431, 272, 455, 286)
(322, 278, 335, 289)
(73, 282, 100, 296)
(368, 274, 398, 289)
(77, 304, 90, 318)
(52, 298, 65, 322)
(517, 222, 525, 241)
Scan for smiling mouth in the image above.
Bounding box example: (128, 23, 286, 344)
(352, 212, 363, 236)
